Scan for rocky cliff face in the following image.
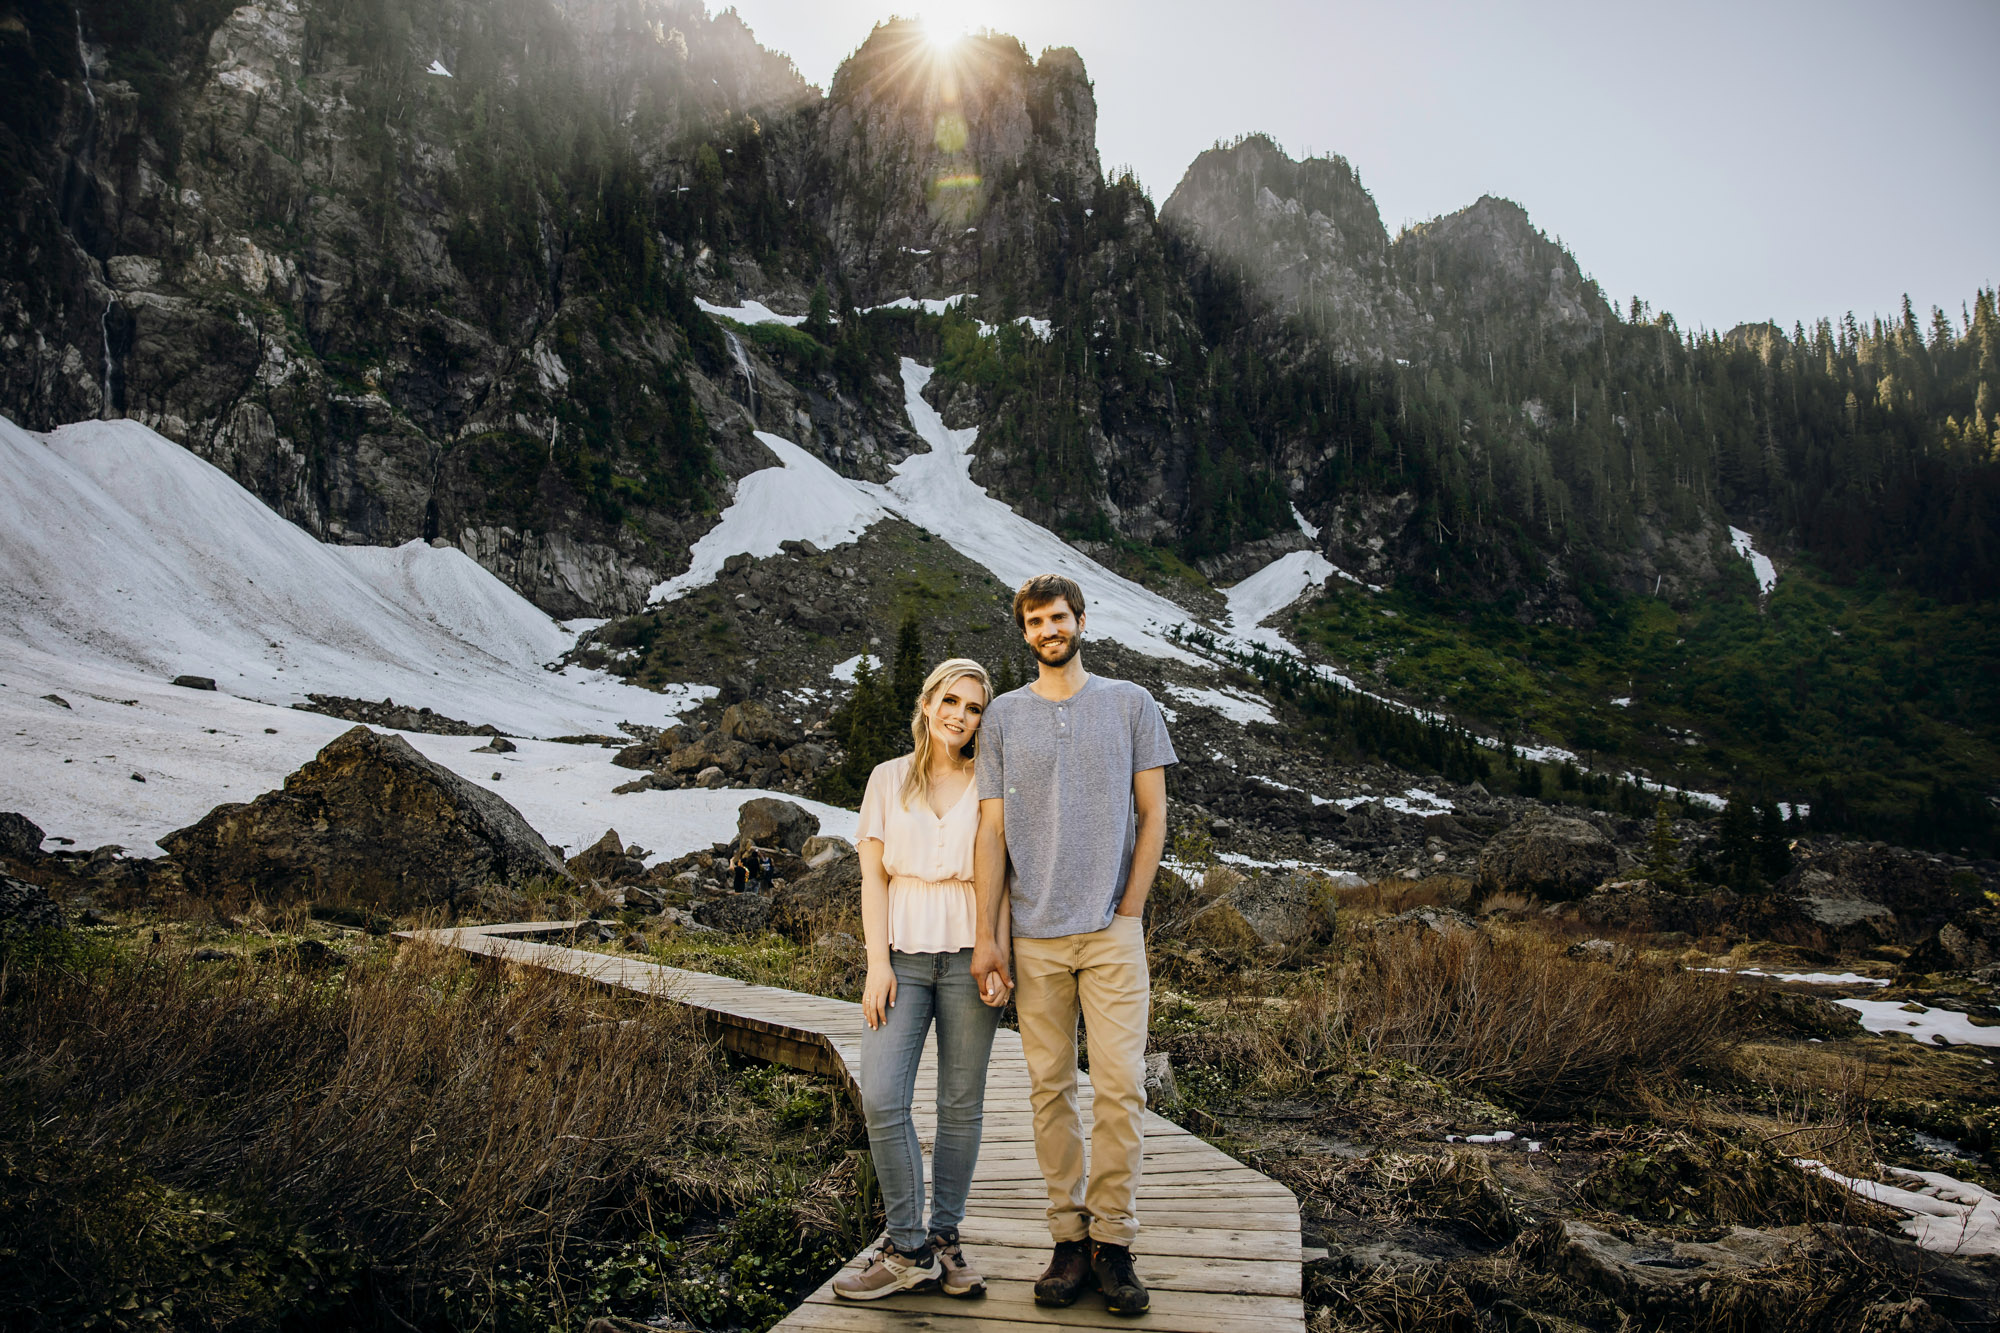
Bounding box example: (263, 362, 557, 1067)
(0, 1, 1736, 619)
(811, 23, 1101, 307)
(1162, 134, 1609, 367)
(1, 0, 819, 615)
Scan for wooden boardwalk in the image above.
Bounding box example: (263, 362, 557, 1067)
(409, 922, 1304, 1332)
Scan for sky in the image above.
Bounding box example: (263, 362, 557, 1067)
(720, 0, 1998, 335)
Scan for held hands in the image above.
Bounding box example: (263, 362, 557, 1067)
(862, 963, 897, 1030)
(970, 936, 1013, 1008)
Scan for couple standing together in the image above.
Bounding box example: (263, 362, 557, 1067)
(831, 573, 1175, 1315)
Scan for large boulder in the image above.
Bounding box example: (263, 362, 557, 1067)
(737, 797, 820, 854)
(1904, 903, 2000, 980)
(1231, 870, 1339, 947)
(160, 726, 565, 907)
(719, 700, 798, 748)
(567, 829, 648, 885)
(769, 851, 862, 940)
(0, 874, 65, 935)
(692, 892, 773, 934)
(0, 812, 45, 860)
(668, 732, 751, 775)
(1476, 814, 1617, 901)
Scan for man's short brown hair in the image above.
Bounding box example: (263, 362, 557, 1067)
(1013, 574, 1086, 631)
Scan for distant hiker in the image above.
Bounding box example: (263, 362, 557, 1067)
(752, 846, 776, 893)
(833, 658, 1005, 1302)
(728, 844, 750, 894)
(972, 574, 1175, 1317)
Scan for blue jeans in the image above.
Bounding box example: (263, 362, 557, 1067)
(859, 947, 1002, 1252)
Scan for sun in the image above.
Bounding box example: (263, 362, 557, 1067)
(909, 4, 982, 50)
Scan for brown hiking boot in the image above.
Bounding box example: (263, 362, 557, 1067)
(1091, 1241, 1150, 1316)
(1033, 1238, 1094, 1307)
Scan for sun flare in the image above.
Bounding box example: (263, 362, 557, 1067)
(911, 4, 983, 51)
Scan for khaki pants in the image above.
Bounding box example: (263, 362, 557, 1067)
(1012, 913, 1150, 1247)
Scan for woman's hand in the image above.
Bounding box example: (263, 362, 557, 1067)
(862, 963, 897, 1030)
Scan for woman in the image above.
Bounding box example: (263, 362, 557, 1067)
(833, 658, 1009, 1302)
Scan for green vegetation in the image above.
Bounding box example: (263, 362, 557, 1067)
(816, 614, 924, 805)
(1288, 563, 2000, 852)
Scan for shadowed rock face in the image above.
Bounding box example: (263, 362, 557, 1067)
(817, 21, 1101, 303)
(161, 726, 564, 907)
(1163, 135, 1608, 366)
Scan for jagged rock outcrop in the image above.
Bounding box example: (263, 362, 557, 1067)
(567, 829, 649, 885)
(1, 0, 814, 615)
(1163, 134, 1607, 368)
(160, 725, 564, 906)
(811, 22, 1102, 305)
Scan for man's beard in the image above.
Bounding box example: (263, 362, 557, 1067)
(1032, 632, 1080, 667)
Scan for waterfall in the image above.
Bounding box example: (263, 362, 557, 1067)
(99, 299, 116, 417)
(74, 10, 96, 115)
(79, 8, 114, 417)
(724, 328, 756, 421)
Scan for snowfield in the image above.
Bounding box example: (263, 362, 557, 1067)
(1224, 549, 1335, 653)
(650, 431, 886, 602)
(0, 416, 693, 739)
(0, 412, 832, 859)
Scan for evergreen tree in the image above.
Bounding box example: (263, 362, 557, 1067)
(805, 281, 833, 344)
(1717, 795, 1760, 891)
(1643, 803, 1686, 891)
(1757, 802, 1794, 881)
(891, 614, 925, 724)
(817, 654, 904, 804)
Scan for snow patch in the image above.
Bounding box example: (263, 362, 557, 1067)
(1800, 1162, 2000, 1256)
(426, 59, 451, 77)
(829, 654, 869, 683)
(1729, 526, 1778, 595)
(866, 294, 975, 317)
(649, 432, 886, 602)
(1163, 683, 1277, 727)
(1836, 998, 2000, 1047)
(1696, 969, 1889, 987)
(1290, 503, 1320, 541)
(1224, 550, 1335, 654)
(696, 298, 806, 327)
(406, 735, 857, 866)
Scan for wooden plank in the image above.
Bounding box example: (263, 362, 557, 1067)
(410, 923, 1305, 1331)
(796, 1279, 1305, 1333)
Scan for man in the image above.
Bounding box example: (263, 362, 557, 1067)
(971, 574, 1176, 1316)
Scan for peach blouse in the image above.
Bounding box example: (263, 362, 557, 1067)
(856, 753, 979, 954)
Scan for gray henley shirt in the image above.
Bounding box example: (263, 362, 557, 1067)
(974, 674, 1178, 938)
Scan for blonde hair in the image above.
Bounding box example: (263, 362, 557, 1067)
(900, 658, 993, 810)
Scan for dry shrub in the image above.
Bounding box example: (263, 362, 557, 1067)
(1332, 875, 1473, 920)
(1267, 926, 1736, 1111)
(0, 938, 854, 1330)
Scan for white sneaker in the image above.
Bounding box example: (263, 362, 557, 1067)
(831, 1238, 940, 1300)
